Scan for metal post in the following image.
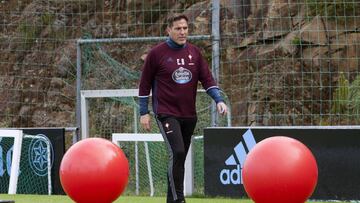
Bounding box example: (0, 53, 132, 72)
(145, 141, 154, 196)
(76, 41, 82, 141)
(211, 0, 221, 127)
(137, 103, 155, 196)
(133, 108, 139, 195)
(135, 143, 139, 195)
(80, 92, 89, 140)
(8, 130, 23, 194)
(184, 138, 194, 196)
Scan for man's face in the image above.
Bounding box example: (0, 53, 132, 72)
(167, 18, 188, 45)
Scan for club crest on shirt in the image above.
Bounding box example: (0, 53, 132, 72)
(188, 54, 195, 65)
(172, 67, 192, 84)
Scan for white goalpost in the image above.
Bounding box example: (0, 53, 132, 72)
(0, 130, 23, 194)
(24, 134, 52, 195)
(0, 129, 52, 195)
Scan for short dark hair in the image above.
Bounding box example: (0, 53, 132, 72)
(167, 13, 189, 27)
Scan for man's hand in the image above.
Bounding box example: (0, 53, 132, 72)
(140, 114, 151, 131)
(217, 102, 228, 115)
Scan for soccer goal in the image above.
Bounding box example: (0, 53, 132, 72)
(0, 130, 22, 194)
(79, 89, 231, 196)
(112, 133, 200, 197)
(0, 129, 52, 195)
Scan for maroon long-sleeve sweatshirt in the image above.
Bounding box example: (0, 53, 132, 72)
(138, 42, 218, 118)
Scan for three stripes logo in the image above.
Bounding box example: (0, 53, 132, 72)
(219, 129, 257, 185)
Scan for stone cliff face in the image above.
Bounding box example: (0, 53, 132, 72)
(220, 0, 360, 125)
(1, 0, 359, 127)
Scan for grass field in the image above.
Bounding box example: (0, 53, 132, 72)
(0, 195, 349, 203)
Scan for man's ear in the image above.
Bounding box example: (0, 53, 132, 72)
(166, 26, 171, 34)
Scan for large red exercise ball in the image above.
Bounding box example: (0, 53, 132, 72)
(59, 138, 129, 203)
(242, 136, 318, 203)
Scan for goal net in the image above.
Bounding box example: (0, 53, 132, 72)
(80, 89, 230, 196)
(0, 130, 52, 195)
(78, 37, 231, 196)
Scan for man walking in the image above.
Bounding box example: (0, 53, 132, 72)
(138, 13, 227, 203)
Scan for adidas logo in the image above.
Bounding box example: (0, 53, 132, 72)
(219, 129, 256, 185)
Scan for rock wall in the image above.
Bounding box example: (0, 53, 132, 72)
(1, 0, 360, 127)
(219, 0, 360, 125)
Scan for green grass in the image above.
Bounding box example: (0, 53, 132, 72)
(0, 195, 349, 203)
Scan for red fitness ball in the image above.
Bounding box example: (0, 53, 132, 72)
(59, 138, 129, 203)
(242, 136, 318, 203)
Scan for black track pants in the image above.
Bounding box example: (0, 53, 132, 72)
(156, 114, 197, 203)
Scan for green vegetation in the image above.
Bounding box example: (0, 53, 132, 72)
(18, 20, 40, 50)
(305, 0, 360, 21)
(0, 194, 350, 203)
(40, 12, 55, 26)
(292, 36, 301, 46)
(331, 72, 349, 114)
(18, 12, 55, 50)
(348, 74, 360, 117)
(331, 72, 360, 121)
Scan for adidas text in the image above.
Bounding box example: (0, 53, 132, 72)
(219, 164, 242, 185)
